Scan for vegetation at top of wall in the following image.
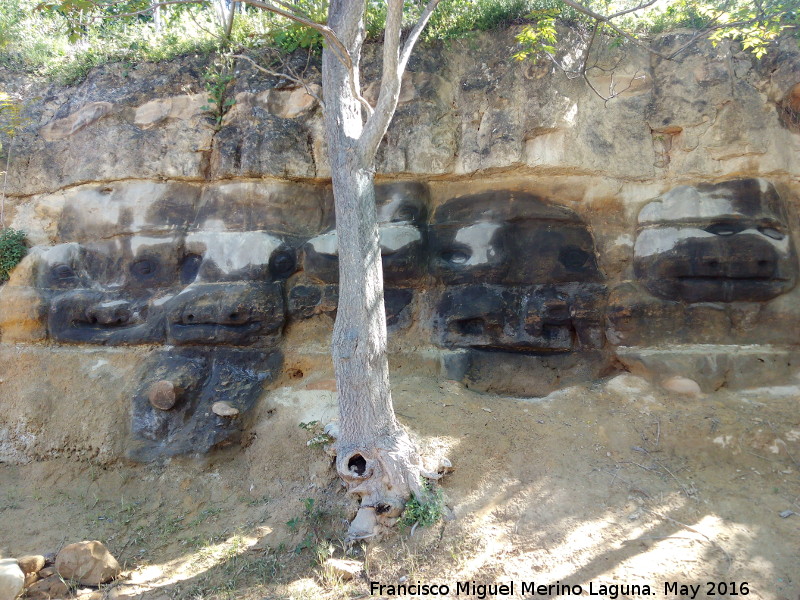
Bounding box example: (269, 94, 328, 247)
(0, 0, 800, 84)
(5, 0, 553, 82)
(3, 0, 797, 85)
(514, 0, 800, 63)
(0, 227, 27, 282)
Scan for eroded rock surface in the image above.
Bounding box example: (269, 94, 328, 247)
(1, 28, 800, 461)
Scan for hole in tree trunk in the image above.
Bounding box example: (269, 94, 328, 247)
(375, 503, 391, 515)
(348, 454, 367, 476)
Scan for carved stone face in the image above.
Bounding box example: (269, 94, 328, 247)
(302, 181, 429, 285)
(634, 179, 798, 303)
(437, 283, 606, 352)
(429, 191, 603, 286)
(162, 230, 294, 347)
(41, 235, 185, 344)
(126, 226, 296, 459)
(5, 181, 334, 460)
(34, 226, 297, 348)
(431, 191, 606, 353)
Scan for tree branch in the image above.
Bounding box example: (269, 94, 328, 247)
(359, 0, 441, 161)
(399, 0, 441, 71)
(238, 0, 350, 62)
(87, 0, 212, 18)
(238, 0, 373, 117)
(78, 0, 373, 121)
(559, 0, 785, 61)
(231, 54, 324, 107)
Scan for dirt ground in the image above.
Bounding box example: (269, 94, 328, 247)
(1, 369, 799, 600)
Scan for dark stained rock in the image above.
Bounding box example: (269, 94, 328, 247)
(209, 108, 316, 179)
(384, 288, 414, 329)
(435, 283, 606, 352)
(288, 279, 337, 319)
(633, 178, 798, 303)
(606, 280, 800, 346)
(429, 191, 603, 286)
(453, 349, 610, 397)
(184, 230, 299, 284)
(164, 281, 285, 347)
(302, 181, 430, 285)
(40, 235, 186, 345)
(129, 347, 282, 460)
(55, 182, 202, 243)
(194, 181, 332, 236)
(430, 190, 609, 395)
(288, 278, 413, 331)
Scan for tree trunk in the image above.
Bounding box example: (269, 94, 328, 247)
(323, 0, 428, 541)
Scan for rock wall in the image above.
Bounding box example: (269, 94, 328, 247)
(1, 28, 799, 463)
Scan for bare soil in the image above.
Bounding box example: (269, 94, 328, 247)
(1, 371, 799, 600)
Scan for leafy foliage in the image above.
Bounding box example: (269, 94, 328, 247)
(7, 0, 796, 83)
(2, 0, 219, 82)
(266, 0, 327, 53)
(515, 0, 800, 63)
(513, 8, 559, 61)
(0, 91, 24, 147)
(702, 0, 800, 58)
(398, 480, 444, 530)
(200, 58, 236, 129)
(0, 228, 27, 282)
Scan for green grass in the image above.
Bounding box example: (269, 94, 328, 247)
(0, 0, 621, 84)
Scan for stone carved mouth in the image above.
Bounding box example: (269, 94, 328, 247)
(68, 304, 144, 329)
(70, 317, 139, 329)
(170, 320, 262, 332)
(468, 345, 573, 355)
(675, 276, 788, 282)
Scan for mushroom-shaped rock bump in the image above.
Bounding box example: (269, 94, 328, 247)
(55, 541, 121, 586)
(0, 558, 24, 600)
(212, 401, 239, 417)
(148, 380, 177, 410)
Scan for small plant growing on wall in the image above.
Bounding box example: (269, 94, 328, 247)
(201, 58, 236, 130)
(0, 228, 26, 282)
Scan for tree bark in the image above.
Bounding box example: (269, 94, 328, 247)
(322, 0, 428, 541)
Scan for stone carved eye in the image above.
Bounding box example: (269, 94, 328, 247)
(440, 246, 472, 265)
(393, 205, 418, 223)
(130, 258, 159, 279)
(51, 264, 77, 282)
(452, 318, 485, 336)
(705, 223, 745, 236)
(559, 246, 590, 270)
(270, 249, 296, 278)
(758, 225, 785, 240)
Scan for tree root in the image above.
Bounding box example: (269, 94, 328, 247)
(331, 426, 446, 542)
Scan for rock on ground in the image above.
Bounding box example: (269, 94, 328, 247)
(55, 541, 121, 586)
(0, 559, 24, 600)
(25, 574, 70, 600)
(16, 555, 45, 575)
